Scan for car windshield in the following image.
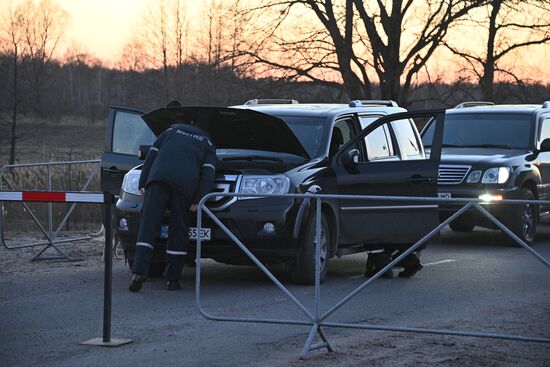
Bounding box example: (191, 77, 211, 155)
(275, 115, 327, 158)
(422, 113, 533, 150)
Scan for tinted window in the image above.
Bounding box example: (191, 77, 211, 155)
(330, 119, 354, 156)
(365, 126, 394, 160)
(112, 111, 155, 155)
(277, 116, 326, 157)
(392, 119, 422, 159)
(540, 118, 550, 141)
(422, 113, 532, 149)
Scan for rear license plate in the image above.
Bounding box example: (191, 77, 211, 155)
(160, 225, 211, 240)
(438, 192, 451, 199)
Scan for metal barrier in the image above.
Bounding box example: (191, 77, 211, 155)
(0, 160, 101, 260)
(195, 192, 550, 359)
(0, 190, 131, 347)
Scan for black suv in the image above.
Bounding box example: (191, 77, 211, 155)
(421, 102, 550, 243)
(101, 100, 446, 283)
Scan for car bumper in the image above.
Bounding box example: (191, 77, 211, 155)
(115, 193, 303, 264)
(437, 186, 524, 224)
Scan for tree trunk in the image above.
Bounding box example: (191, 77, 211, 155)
(480, 0, 501, 101)
(9, 50, 18, 165)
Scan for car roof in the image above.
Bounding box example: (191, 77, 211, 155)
(446, 104, 544, 115)
(231, 103, 407, 120)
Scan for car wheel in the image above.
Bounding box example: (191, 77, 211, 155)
(449, 219, 475, 232)
(290, 213, 331, 285)
(505, 188, 537, 246)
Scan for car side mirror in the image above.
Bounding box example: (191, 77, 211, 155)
(138, 145, 152, 160)
(540, 138, 550, 153)
(341, 149, 360, 170)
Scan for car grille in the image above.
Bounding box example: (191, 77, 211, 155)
(438, 165, 471, 185)
(209, 174, 241, 210)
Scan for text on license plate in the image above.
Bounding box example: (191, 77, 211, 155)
(438, 193, 451, 199)
(160, 225, 211, 240)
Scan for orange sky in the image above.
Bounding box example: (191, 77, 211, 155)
(1, 0, 549, 83)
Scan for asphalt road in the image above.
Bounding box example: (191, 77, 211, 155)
(1, 226, 549, 366)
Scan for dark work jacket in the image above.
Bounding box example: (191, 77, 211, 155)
(138, 124, 217, 204)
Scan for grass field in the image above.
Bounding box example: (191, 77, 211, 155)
(1, 116, 107, 231)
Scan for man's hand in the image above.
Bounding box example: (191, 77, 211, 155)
(190, 204, 198, 213)
(139, 188, 145, 196)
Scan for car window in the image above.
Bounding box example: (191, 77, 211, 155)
(540, 118, 550, 141)
(422, 113, 532, 150)
(392, 119, 424, 159)
(276, 116, 326, 158)
(355, 116, 396, 162)
(329, 119, 354, 157)
(365, 125, 395, 160)
(112, 111, 155, 155)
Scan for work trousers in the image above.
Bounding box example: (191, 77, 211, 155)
(132, 181, 190, 281)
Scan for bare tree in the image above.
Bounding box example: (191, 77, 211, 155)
(20, 0, 68, 113)
(445, 0, 550, 101)
(237, 0, 487, 105)
(1, 4, 27, 164)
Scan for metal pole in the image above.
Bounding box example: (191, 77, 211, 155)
(103, 194, 112, 343)
(82, 192, 131, 347)
(315, 197, 321, 320)
(47, 164, 53, 240)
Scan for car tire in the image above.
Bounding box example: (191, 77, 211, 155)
(290, 213, 331, 285)
(449, 219, 475, 232)
(504, 188, 537, 246)
(127, 258, 166, 278)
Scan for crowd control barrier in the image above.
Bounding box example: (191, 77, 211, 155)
(0, 160, 101, 260)
(0, 190, 132, 347)
(195, 192, 550, 359)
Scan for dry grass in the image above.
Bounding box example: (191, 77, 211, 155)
(1, 116, 106, 232)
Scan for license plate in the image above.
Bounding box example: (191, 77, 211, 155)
(438, 192, 451, 199)
(160, 225, 211, 240)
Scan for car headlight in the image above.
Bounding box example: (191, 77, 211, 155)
(481, 167, 510, 184)
(466, 170, 482, 183)
(238, 175, 290, 199)
(121, 169, 141, 195)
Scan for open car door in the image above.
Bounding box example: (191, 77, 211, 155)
(332, 110, 445, 245)
(100, 105, 151, 195)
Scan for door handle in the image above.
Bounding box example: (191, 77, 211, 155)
(408, 175, 433, 184)
(104, 166, 119, 174)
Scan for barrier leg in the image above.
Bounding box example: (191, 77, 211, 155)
(82, 193, 132, 347)
(300, 198, 334, 359)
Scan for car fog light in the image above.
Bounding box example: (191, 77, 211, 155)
(119, 218, 129, 231)
(263, 222, 275, 234)
(479, 194, 503, 202)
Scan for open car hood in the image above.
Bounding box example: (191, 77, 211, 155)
(142, 107, 309, 159)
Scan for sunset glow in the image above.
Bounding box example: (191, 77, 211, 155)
(0, 0, 548, 83)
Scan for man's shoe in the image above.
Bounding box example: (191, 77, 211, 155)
(129, 273, 146, 292)
(167, 280, 181, 291)
(398, 254, 423, 278)
(398, 262, 423, 278)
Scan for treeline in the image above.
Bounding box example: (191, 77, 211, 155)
(2, 0, 550, 165)
(0, 54, 548, 121)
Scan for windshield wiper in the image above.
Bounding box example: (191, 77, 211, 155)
(222, 155, 284, 163)
(460, 144, 516, 149)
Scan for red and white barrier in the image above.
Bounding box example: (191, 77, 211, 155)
(0, 191, 104, 203)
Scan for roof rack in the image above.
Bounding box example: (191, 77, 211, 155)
(543, 101, 550, 109)
(348, 100, 398, 107)
(454, 101, 495, 108)
(244, 99, 299, 106)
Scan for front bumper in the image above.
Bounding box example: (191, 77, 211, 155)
(115, 192, 303, 264)
(437, 186, 524, 226)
